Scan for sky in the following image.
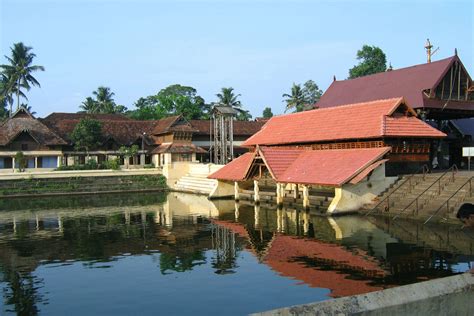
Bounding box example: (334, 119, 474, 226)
(0, 0, 473, 118)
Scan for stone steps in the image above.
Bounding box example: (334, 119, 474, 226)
(174, 173, 218, 195)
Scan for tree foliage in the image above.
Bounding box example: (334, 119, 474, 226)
(348, 45, 387, 79)
(79, 86, 127, 114)
(283, 80, 324, 112)
(129, 84, 210, 120)
(0, 42, 44, 115)
(262, 107, 273, 118)
(215, 87, 251, 121)
(70, 118, 102, 154)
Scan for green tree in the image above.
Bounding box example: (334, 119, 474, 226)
(80, 87, 127, 114)
(119, 145, 139, 168)
(282, 83, 306, 112)
(129, 84, 209, 120)
(262, 107, 273, 118)
(348, 45, 387, 79)
(0, 42, 45, 110)
(15, 151, 27, 172)
(215, 87, 251, 121)
(216, 87, 241, 108)
(70, 118, 102, 158)
(79, 97, 99, 113)
(0, 72, 20, 117)
(302, 80, 323, 107)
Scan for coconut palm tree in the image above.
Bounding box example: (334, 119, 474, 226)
(216, 87, 242, 108)
(80, 97, 99, 113)
(0, 42, 45, 110)
(282, 83, 306, 112)
(93, 86, 115, 113)
(0, 72, 26, 117)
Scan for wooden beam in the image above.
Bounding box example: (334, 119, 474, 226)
(458, 64, 461, 100)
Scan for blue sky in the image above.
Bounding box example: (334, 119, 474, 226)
(1, 0, 473, 118)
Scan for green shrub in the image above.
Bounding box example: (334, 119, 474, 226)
(103, 158, 120, 170)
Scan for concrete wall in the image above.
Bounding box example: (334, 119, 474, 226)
(328, 165, 397, 214)
(254, 271, 474, 316)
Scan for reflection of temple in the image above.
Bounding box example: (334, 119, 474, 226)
(214, 203, 474, 297)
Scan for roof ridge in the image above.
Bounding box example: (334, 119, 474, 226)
(271, 97, 402, 120)
(334, 55, 456, 83)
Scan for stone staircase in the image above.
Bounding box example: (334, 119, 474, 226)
(174, 171, 218, 196)
(369, 170, 474, 221)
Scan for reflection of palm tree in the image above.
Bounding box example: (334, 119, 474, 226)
(0, 42, 45, 110)
(282, 83, 305, 112)
(2, 266, 44, 315)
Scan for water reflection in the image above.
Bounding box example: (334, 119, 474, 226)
(0, 193, 473, 315)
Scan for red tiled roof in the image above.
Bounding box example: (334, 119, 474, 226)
(349, 159, 388, 184)
(190, 120, 266, 136)
(210, 147, 390, 186)
(208, 152, 255, 181)
(243, 98, 445, 147)
(317, 55, 472, 110)
(262, 147, 391, 186)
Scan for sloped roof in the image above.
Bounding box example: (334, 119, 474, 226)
(189, 120, 266, 136)
(42, 112, 132, 124)
(261, 147, 391, 186)
(44, 118, 157, 145)
(209, 147, 390, 186)
(243, 98, 445, 146)
(317, 55, 469, 110)
(0, 109, 67, 146)
(208, 152, 256, 181)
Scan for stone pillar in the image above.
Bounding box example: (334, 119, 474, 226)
(253, 180, 260, 203)
(303, 185, 310, 209)
(57, 156, 61, 167)
(34, 156, 38, 169)
(234, 182, 240, 201)
(140, 154, 145, 166)
(303, 211, 309, 235)
(277, 208, 282, 233)
(12, 157, 15, 172)
(276, 183, 282, 205)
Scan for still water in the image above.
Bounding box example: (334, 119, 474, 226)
(0, 192, 473, 315)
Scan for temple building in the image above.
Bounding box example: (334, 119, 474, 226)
(209, 97, 445, 213)
(317, 53, 474, 167)
(0, 107, 265, 172)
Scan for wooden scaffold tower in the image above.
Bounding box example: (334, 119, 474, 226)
(210, 105, 238, 164)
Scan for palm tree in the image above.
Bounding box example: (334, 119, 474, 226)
(0, 42, 45, 110)
(0, 72, 26, 117)
(282, 83, 306, 112)
(80, 97, 99, 113)
(216, 87, 241, 108)
(93, 86, 115, 113)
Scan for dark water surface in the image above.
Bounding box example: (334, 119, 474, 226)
(0, 193, 473, 315)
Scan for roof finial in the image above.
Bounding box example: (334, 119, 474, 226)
(333, 75, 336, 82)
(424, 38, 439, 63)
(387, 62, 393, 71)
(455, 48, 458, 56)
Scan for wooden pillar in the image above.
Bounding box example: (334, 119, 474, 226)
(253, 180, 260, 203)
(234, 182, 240, 201)
(34, 156, 38, 169)
(302, 185, 310, 209)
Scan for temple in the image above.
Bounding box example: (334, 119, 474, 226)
(317, 54, 474, 167)
(209, 97, 446, 213)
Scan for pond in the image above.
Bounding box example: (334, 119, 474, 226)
(0, 192, 473, 315)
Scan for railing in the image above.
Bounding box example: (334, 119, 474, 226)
(424, 176, 474, 224)
(393, 165, 458, 220)
(365, 164, 430, 216)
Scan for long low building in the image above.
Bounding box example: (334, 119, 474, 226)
(0, 108, 264, 171)
(209, 97, 446, 213)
